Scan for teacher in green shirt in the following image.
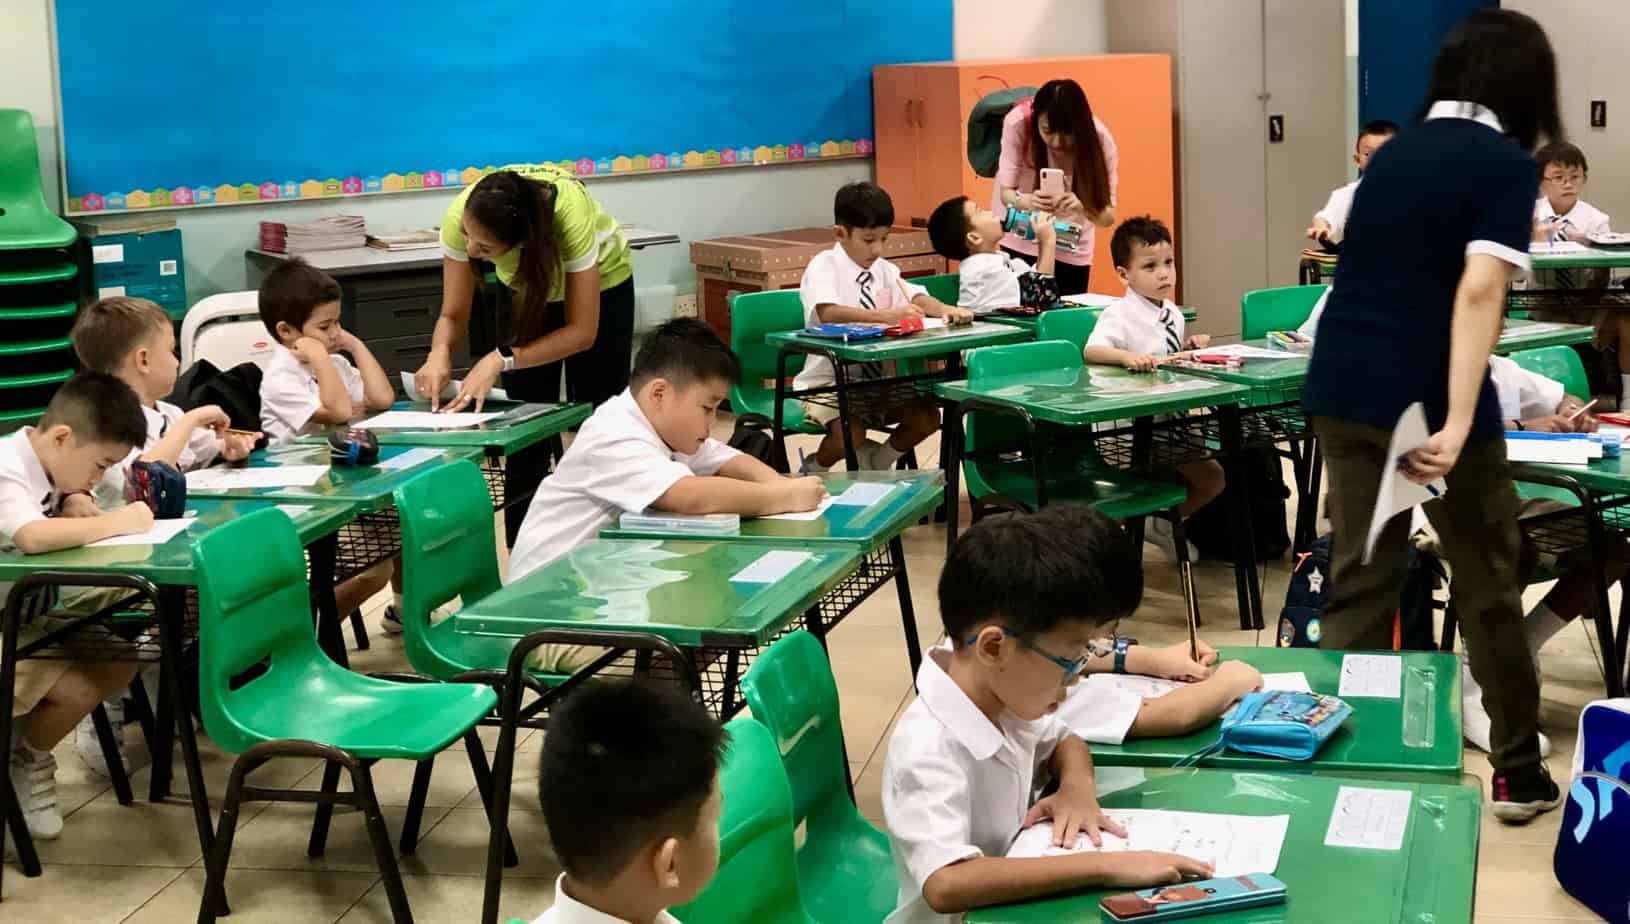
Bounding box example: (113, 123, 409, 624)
(415, 164, 635, 411)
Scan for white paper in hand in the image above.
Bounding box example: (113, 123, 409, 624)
(399, 371, 509, 403)
(1364, 403, 1444, 564)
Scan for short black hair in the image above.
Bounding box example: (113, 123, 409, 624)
(629, 317, 742, 390)
(939, 504, 1142, 643)
(927, 196, 974, 261)
(38, 371, 146, 449)
(539, 681, 724, 884)
(1110, 216, 1173, 270)
(257, 257, 343, 338)
(1537, 141, 1588, 174)
(1358, 120, 1399, 143)
(834, 181, 894, 230)
(1425, 9, 1560, 152)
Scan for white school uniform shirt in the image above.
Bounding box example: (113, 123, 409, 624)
(1296, 288, 1331, 339)
(0, 429, 62, 605)
(1054, 673, 1147, 746)
(1087, 290, 1187, 358)
(96, 400, 226, 508)
(529, 874, 680, 924)
(882, 643, 1074, 924)
(1314, 180, 1360, 244)
(1487, 355, 1565, 422)
(506, 389, 741, 582)
(1535, 196, 1611, 241)
(259, 347, 366, 447)
(957, 251, 1032, 313)
(791, 244, 928, 391)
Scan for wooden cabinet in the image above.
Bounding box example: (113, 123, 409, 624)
(872, 55, 1175, 299)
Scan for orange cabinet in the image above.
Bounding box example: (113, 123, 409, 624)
(873, 55, 1174, 298)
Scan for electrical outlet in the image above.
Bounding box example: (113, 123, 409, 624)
(673, 293, 698, 318)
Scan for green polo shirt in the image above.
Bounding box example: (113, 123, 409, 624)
(440, 163, 633, 302)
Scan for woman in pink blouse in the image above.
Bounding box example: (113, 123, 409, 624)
(995, 79, 1118, 294)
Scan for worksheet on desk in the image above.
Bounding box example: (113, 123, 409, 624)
(86, 517, 197, 547)
(758, 497, 834, 521)
(1007, 809, 1289, 877)
(830, 482, 899, 506)
(354, 410, 500, 429)
(186, 465, 329, 490)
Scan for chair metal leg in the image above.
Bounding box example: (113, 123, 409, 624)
(462, 731, 518, 867)
(2, 773, 42, 880)
(397, 758, 434, 856)
(307, 761, 343, 857)
(350, 762, 414, 924)
(197, 758, 254, 924)
(128, 672, 157, 756)
(350, 608, 371, 651)
(888, 536, 923, 678)
(90, 702, 133, 806)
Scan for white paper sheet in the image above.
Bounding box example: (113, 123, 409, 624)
(1530, 241, 1590, 254)
(1364, 403, 1445, 564)
(1262, 672, 1313, 693)
(1007, 809, 1290, 877)
(397, 371, 509, 403)
(186, 465, 329, 491)
(1194, 343, 1310, 362)
(376, 447, 444, 472)
(354, 410, 501, 430)
(1081, 673, 1186, 699)
(830, 482, 898, 507)
(729, 550, 814, 583)
(86, 517, 197, 547)
(921, 317, 948, 329)
(1323, 786, 1412, 850)
(758, 497, 834, 521)
(1061, 292, 1119, 307)
(1338, 654, 1402, 698)
(273, 504, 314, 520)
(1504, 437, 1593, 465)
(1499, 322, 1567, 340)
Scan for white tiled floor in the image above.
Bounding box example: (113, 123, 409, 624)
(3, 426, 1609, 921)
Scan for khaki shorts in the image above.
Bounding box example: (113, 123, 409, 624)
(12, 586, 139, 717)
(800, 399, 893, 431)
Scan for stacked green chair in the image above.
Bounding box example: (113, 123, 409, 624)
(0, 109, 81, 432)
(741, 631, 897, 924)
(1240, 284, 1328, 340)
(671, 718, 823, 924)
(1035, 306, 1100, 354)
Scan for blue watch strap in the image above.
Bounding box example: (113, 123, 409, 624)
(1113, 636, 1134, 674)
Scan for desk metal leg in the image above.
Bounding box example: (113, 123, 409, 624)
(308, 535, 349, 669)
(0, 590, 43, 890)
(943, 404, 965, 559)
(504, 440, 554, 549)
(150, 641, 175, 802)
(1218, 406, 1264, 630)
(157, 585, 225, 915)
(889, 536, 923, 679)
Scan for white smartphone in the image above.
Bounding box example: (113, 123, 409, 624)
(1039, 167, 1065, 198)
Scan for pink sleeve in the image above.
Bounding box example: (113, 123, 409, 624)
(1099, 120, 1119, 208)
(995, 105, 1031, 191)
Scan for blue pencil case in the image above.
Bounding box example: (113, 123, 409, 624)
(802, 323, 886, 341)
(1178, 690, 1352, 764)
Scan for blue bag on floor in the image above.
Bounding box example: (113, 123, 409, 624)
(1177, 690, 1352, 764)
(1555, 699, 1630, 922)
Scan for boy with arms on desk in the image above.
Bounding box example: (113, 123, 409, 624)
(927, 195, 1061, 313)
(1082, 217, 1225, 562)
(1305, 120, 1398, 247)
(883, 505, 1212, 923)
(533, 680, 724, 923)
(795, 181, 973, 474)
(3, 373, 154, 843)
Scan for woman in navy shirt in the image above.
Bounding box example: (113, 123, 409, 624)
(1303, 10, 1562, 823)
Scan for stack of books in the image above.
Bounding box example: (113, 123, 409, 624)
(259, 215, 367, 254)
(365, 229, 440, 252)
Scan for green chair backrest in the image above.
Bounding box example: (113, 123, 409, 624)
(963, 340, 1082, 501)
(739, 631, 848, 831)
(916, 272, 960, 306)
(1035, 307, 1099, 353)
(1509, 345, 1590, 400)
(392, 459, 503, 678)
(1240, 284, 1328, 340)
(191, 507, 328, 755)
(0, 109, 76, 251)
(730, 289, 809, 384)
(671, 718, 819, 924)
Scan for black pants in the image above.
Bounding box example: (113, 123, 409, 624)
(1003, 247, 1090, 295)
(501, 276, 636, 407)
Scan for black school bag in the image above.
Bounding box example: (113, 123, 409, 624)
(1278, 534, 1445, 650)
(727, 415, 785, 472)
(169, 359, 265, 437)
(1183, 446, 1292, 563)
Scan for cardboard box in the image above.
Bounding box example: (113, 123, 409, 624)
(74, 217, 187, 320)
(690, 226, 945, 340)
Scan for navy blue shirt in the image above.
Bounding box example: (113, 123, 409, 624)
(1303, 114, 1538, 440)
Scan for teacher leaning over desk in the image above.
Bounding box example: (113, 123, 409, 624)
(1301, 9, 1562, 824)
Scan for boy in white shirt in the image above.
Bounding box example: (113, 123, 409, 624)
(926, 195, 1060, 313)
(533, 680, 723, 924)
(794, 182, 973, 474)
(3, 373, 153, 844)
(1305, 120, 1398, 246)
(1082, 217, 1225, 561)
(883, 505, 1212, 924)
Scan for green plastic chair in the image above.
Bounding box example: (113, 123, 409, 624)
(191, 508, 499, 923)
(1509, 345, 1590, 399)
(740, 631, 895, 924)
(671, 718, 821, 924)
(1035, 306, 1099, 354)
(1240, 284, 1328, 340)
(915, 272, 960, 306)
(729, 289, 823, 435)
(0, 109, 75, 251)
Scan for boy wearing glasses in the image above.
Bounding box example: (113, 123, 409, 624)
(880, 506, 1220, 923)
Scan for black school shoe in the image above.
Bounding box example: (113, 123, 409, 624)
(1491, 761, 1563, 823)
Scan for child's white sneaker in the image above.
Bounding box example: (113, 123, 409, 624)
(1461, 661, 1551, 757)
(75, 696, 124, 779)
(9, 738, 63, 840)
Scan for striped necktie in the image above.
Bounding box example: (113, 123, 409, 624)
(857, 270, 875, 309)
(1553, 219, 1575, 288)
(1161, 306, 1182, 354)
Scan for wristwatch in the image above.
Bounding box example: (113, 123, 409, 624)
(1112, 636, 1138, 674)
(495, 345, 515, 373)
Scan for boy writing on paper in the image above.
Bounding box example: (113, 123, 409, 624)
(794, 181, 974, 474)
(1081, 217, 1225, 562)
(256, 259, 399, 630)
(1305, 120, 1399, 247)
(882, 505, 1213, 924)
(926, 195, 1061, 313)
(532, 680, 725, 924)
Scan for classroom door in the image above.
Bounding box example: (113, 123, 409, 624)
(1358, 0, 1496, 126)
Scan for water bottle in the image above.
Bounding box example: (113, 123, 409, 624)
(1002, 206, 1083, 251)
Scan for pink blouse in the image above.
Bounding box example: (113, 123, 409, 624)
(993, 98, 1119, 267)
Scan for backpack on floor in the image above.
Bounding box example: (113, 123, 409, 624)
(1556, 699, 1630, 922)
(1184, 446, 1292, 563)
(727, 415, 784, 472)
(1277, 534, 1445, 650)
(967, 86, 1037, 178)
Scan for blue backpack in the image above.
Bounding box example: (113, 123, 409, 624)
(1556, 699, 1630, 922)
(1278, 535, 1444, 651)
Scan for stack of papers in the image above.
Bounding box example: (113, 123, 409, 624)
(366, 229, 440, 251)
(1006, 809, 1290, 877)
(260, 215, 366, 254)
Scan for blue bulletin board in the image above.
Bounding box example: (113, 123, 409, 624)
(52, 0, 952, 214)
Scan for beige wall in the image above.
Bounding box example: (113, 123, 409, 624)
(3, 0, 60, 209)
(954, 0, 1108, 59)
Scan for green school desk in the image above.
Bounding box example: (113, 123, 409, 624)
(982, 304, 1198, 334)
(1510, 248, 1630, 316)
(964, 768, 1479, 924)
(935, 367, 1266, 630)
(600, 469, 945, 675)
(1089, 647, 1462, 782)
(1494, 318, 1595, 352)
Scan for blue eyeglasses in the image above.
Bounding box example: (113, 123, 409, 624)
(965, 626, 1099, 683)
